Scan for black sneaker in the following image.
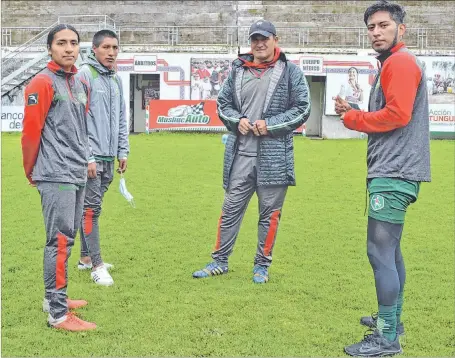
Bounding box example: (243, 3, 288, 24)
(344, 329, 402, 357)
(360, 312, 405, 336)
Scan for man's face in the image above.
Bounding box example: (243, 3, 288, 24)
(206, 62, 213, 68)
(367, 11, 405, 53)
(49, 29, 79, 71)
(93, 36, 119, 69)
(250, 34, 277, 62)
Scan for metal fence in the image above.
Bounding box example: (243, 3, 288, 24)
(2, 25, 454, 50)
(1, 16, 117, 86)
(117, 26, 238, 46)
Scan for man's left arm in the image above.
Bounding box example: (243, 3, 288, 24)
(265, 65, 311, 137)
(116, 75, 130, 172)
(343, 52, 422, 133)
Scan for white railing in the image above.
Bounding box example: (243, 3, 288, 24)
(57, 15, 116, 30)
(1, 22, 57, 80)
(117, 26, 238, 47)
(1, 15, 117, 98)
(2, 25, 454, 50)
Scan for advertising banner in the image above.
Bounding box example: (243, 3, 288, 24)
(148, 100, 225, 131)
(1, 106, 24, 132)
(148, 100, 306, 134)
(420, 56, 455, 134)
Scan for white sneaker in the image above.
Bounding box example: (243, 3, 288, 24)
(78, 261, 113, 271)
(91, 265, 114, 286)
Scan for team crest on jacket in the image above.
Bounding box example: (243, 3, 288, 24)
(27, 93, 38, 106)
(370, 194, 385, 211)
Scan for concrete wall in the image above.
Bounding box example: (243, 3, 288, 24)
(2, 1, 454, 46)
(4, 1, 454, 28)
(237, 1, 455, 28)
(1, 1, 237, 27)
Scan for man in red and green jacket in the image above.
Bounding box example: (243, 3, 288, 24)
(335, 1, 431, 356)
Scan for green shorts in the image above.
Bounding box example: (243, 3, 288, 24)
(368, 178, 420, 224)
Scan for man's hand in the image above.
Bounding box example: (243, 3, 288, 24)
(238, 117, 253, 135)
(88, 162, 97, 179)
(334, 95, 352, 122)
(334, 95, 352, 114)
(252, 120, 268, 136)
(118, 158, 128, 174)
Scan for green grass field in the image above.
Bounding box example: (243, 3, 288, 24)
(1, 132, 454, 357)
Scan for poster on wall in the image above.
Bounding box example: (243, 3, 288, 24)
(148, 99, 225, 131)
(324, 58, 378, 115)
(190, 58, 233, 100)
(419, 56, 455, 134)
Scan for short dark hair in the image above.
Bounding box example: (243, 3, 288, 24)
(364, 1, 406, 26)
(92, 29, 119, 47)
(47, 24, 80, 49)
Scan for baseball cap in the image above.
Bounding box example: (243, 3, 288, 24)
(248, 20, 276, 39)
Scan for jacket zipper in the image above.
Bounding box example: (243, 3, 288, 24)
(109, 76, 113, 156)
(66, 75, 75, 100)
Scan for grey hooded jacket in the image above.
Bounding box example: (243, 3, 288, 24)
(77, 54, 129, 162)
(22, 61, 89, 186)
(217, 52, 311, 189)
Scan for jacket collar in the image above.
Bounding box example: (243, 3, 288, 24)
(376, 41, 406, 65)
(85, 52, 116, 75)
(232, 51, 287, 68)
(47, 61, 78, 76)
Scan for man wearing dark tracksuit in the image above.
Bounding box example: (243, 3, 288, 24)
(335, 2, 431, 356)
(193, 20, 311, 283)
(77, 30, 129, 286)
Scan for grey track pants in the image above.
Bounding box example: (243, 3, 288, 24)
(80, 160, 114, 267)
(37, 181, 85, 319)
(212, 154, 288, 267)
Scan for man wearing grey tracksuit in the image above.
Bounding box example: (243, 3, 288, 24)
(22, 60, 94, 328)
(77, 30, 129, 286)
(193, 20, 311, 283)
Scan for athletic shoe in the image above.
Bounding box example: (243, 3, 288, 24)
(344, 329, 402, 357)
(48, 312, 96, 331)
(252, 264, 269, 283)
(78, 261, 113, 271)
(91, 265, 114, 286)
(192, 262, 228, 278)
(360, 312, 405, 336)
(43, 298, 88, 313)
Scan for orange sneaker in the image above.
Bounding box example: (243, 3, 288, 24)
(43, 298, 88, 312)
(49, 312, 96, 331)
(67, 299, 88, 310)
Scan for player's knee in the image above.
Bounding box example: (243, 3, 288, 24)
(367, 243, 380, 269)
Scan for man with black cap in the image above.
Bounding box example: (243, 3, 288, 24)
(193, 20, 311, 283)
